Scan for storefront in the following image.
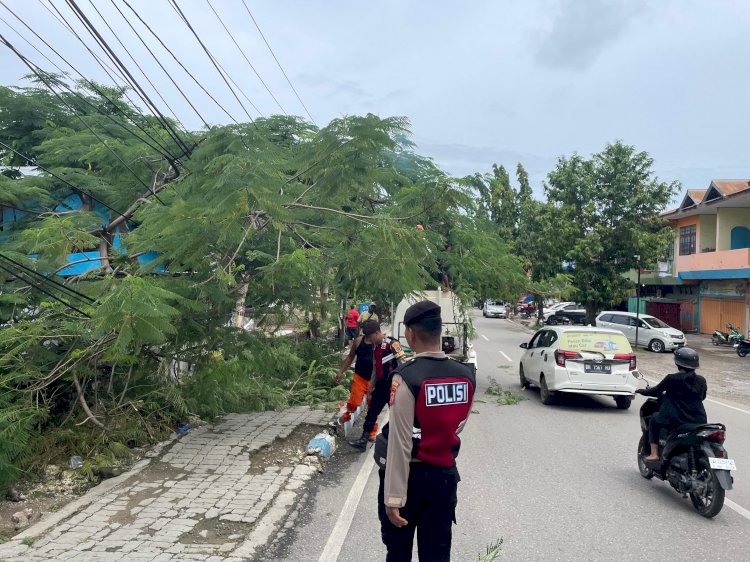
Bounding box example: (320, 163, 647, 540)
(698, 279, 749, 334)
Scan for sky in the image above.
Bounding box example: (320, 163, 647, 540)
(1, 0, 750, 200)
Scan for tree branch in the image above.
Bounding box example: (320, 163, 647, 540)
(73, 374, 108, 431)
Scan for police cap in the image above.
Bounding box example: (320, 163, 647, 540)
(403, 300, 441, 326)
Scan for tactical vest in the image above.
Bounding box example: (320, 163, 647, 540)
(398, 356, 476, 467)
(354, 338, 375, 380)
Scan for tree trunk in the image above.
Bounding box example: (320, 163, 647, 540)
(232, 283, 249, 329)
(585, 299, 598, 326)
(535, 294, 544, 325)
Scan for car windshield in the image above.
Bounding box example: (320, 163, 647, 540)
(487, 301, 503, 306)
(559, 331, 632, 354)
(644, 317, 669, 329)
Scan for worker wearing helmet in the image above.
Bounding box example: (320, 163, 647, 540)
(636, 347, 707, 461)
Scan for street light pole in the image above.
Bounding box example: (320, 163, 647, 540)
(634, 254, 641, 350)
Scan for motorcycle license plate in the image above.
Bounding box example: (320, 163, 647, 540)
(584, 362, 611, 374)
(709, 457, 736, 471)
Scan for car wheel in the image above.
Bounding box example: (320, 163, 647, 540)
(519, 365, 529, 389)
(614, 396, 632, 410)
(648, 339, 665, 353)
(540, 375, 554, 405)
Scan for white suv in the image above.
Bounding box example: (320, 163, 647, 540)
(595, 311, 686, 353)
(519, 326, 639, 409)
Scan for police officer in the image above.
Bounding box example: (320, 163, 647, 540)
(376, 300, 475, 562)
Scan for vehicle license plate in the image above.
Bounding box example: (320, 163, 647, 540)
(709, 457, 736, 471)
(584, 362, 611, 374)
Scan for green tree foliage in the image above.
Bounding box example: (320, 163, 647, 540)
(544, 141, 678, 323)
(0, 78, 525, 487)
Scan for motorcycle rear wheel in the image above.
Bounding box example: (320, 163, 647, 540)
(637, 435, 654, 479)
(689, 457, 725, 518)
(738, 346, 749, 358)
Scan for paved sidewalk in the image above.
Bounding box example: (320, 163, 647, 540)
(0, 408, 330, 561)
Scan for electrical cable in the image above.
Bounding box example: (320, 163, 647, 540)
(1, 33, 160, 199)
(0, 140, 135, 225)
(240, 0, 316, 125)
(63, 0, 192, 157)
(38, 0, 148, 114)
(85, 0, 183, 127)
(121, 0, 242, 127)
(0, 252, 95, 304)
(0, 7, 183, 164)
(0, 259, 91, 317)
(203, 0, 286, 115)
(169, 0, 257, 122)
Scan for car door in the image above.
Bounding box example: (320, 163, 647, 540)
(636, 318, 651, 347)
(610, 314, 633, 342)
(522, 331, 545, 383)
(537, 330, 559, 381)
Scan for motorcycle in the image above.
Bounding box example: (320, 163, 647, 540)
(636, 376, 735, 518)
(711, 323, 745, 346)
(735, 339, 750, 358)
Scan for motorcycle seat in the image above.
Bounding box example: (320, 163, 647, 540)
(672, 422, 724, 434)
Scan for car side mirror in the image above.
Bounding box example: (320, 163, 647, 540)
(519, 342, 528, 349)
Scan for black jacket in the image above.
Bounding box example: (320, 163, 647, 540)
(640, 370, 707, 426)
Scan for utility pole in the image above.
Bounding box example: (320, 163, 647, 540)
(634, 254, 641, 350)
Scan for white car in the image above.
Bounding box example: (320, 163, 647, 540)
(482, 300, 508, 319)
(519, 326, 639, 409)
(595, 311, 686, 353)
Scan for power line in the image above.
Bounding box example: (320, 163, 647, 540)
(37, 0, 144, 110)
(0, 6, 183, 164)
(240, 1, 316, 125)
(203, 0, 286, 115)
(63, 0, 192, 157)
(104, 0, 211, 131)
(121, 0, 241, 127)
(0, 140, 135, 226)
(168, 0, 258, 122)
(0, 252, 95, 304)
(1, 33, 160, 197)
(84, 0, 183, 127)
(0, 258, 91, 317)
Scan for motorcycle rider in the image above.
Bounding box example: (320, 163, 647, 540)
(636, 347, 707, 462)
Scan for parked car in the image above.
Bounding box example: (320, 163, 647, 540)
(595, 311, 686, 353)
(542, 301, 577, 321)
(547, 306, 586, 325)
(519, 326, 639, 409)
(483, 300, 508, 318)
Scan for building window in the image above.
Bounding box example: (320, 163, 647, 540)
(679, 224, 696, 256)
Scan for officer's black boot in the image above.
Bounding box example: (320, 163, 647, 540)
(349, 430, 368, 450)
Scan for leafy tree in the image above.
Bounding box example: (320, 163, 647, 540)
(0, 76, 528, 487)
(544, 141, 678, 324)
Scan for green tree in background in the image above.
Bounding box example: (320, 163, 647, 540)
(544, 141, 678, 324)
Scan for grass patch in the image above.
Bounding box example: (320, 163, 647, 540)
(22, 537, 34, 546)
(497, 364, 511, 369)
(486, 377, 525, 406)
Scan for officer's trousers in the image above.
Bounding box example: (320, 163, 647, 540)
(362, 377, 390, 439)
(377, 463, 458, 562)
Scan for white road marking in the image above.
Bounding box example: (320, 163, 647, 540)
(318, 412, 388, 562)
(480, 334, 489, 341)
(499, 350, 512, 362)
(643, 377, 750, 416)
(706, 398, 750, 416)
(726, 499, 750, 521)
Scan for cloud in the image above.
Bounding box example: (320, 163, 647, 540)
(535, 0, 648, 71)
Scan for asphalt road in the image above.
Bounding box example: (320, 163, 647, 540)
(261, 312, 750, 561)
